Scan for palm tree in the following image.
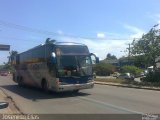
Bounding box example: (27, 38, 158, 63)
(9, 50, 18, 64)
(45, 38, 56, 44)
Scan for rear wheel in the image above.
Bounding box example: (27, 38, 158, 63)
(17, 76, 24, 86)
(41, 80, 49, 92)
(13, 73, 15, 81)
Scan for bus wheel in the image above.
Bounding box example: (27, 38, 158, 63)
(13, 73, 15, 81)
(73, 90, 79, 94)
(41, 79, 49, 92)
(17, 76, 24, 86)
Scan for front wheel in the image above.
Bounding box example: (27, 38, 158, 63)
(73, 90, 79, 94)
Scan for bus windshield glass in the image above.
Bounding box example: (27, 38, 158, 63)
(57, 55, 92, 77)
(56, 45, 89, 55)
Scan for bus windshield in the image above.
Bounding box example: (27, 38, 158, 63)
(57, 55, 92, 77)
(56, 45, 89, 55)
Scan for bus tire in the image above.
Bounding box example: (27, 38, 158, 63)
(13, 73, 15, 81)
(73, 90, 79, 94)
(17, 76, 24, 86)
(41, 79, 49, 92)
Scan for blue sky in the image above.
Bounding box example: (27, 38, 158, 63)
(0, 0, 160, 64)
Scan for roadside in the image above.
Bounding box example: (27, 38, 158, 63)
(95, 77, 160, 91)
(0, 85, 21, 114)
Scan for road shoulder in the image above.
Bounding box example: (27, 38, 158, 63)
(0, 88, 21, 114)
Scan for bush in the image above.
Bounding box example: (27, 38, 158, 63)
(121, 65, 143, 76)
(143, 71, 160, 83)
(93, 62, 116, 76)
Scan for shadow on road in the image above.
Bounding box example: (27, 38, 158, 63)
(0, 84, 90, 101)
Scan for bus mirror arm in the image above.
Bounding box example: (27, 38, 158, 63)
(89, 53, 99, 64)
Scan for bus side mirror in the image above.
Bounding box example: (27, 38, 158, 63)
(51, 52, 56, 64)
(90, 53, 99, 64)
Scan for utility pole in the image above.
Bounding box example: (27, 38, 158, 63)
(128, 43, 131, 58)
(127, 43, 131, 65)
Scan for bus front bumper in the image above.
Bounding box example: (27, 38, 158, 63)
(56, 82, 94, 92)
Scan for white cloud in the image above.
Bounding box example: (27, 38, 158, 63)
(97, 33, 105, 39)
(83, 38, 128, 59)
(124, 24, 145, 39)
(154, 14, 160, 23)
(154, 14, 160, 28)
(57, 30, 63, 35)
(148, 13, 160, 29)
(104, 32, 128, 39)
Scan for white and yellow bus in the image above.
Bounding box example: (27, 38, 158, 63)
(12, 41, 99, 93)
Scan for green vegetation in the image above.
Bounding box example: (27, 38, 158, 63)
(0, 50, 18, 73)
(121, 65, 143, 76)
(106, 53, 117, 60)
(131, 24, 160, 69)
(130, 24, 160, 83)
(93, 62, 116, 76)
(142, 71, 160, 83)
(94, 25, 160, 86)
(9, 50, 18, 64)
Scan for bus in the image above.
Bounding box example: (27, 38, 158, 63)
(12, 41, 99, 92)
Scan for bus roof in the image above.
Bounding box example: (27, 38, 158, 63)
(55, 42, 86, 46)
(18, 42, 87, 55)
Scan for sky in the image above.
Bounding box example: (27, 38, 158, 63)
(0, 0, 160, 64)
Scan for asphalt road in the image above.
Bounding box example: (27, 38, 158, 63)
(0, 75, 160, 114)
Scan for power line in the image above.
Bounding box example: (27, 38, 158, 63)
(0, 20, 137, 41)
(0, 36, 39, 42)
(0, 20, 58, 36)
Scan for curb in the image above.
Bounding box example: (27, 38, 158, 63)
(95, 81, 160, 91)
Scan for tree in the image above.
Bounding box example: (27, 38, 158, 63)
(93, 62, 116, 76)
(106, 53, 117, 60)
(9, 50, 18, 64)
(132, 55, 146, 68)
(2, 62, 12, 71)
(131, 24, 160, 69)
(45, 38, 56, 44)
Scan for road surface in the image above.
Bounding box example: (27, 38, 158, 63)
(0, 75, 160, 114)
